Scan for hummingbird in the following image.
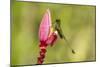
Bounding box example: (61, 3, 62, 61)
(53, 19, 75, 54)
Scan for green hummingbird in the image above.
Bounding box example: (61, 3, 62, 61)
(53, 19, 75, 54)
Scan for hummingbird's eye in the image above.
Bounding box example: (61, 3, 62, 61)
(56, 19, 60, 22)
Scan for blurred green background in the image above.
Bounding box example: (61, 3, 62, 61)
(11, 1, 96, 65)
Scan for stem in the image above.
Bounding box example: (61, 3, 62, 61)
(37, 41, 47, 64)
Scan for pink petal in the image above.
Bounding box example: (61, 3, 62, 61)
(46, 31, 58, 47)
(39, 8, 51, 41)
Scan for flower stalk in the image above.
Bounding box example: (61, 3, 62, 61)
(37, 9, 58, 64)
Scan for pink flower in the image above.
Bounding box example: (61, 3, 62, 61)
(37, 9, 58, 64)
(39, 8, 51, 42)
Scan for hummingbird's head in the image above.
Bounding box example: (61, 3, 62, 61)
(55, 19, 61, 26)
(56, 19, 60, 22)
